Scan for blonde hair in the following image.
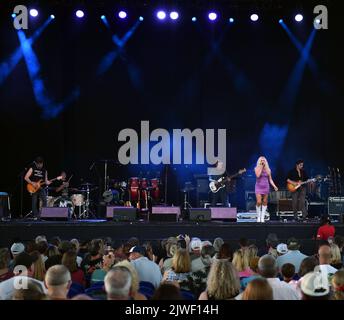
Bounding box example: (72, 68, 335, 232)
(330, 244, 342, 265)
(115, 260, 140, 294)
(172, 249, 191, 273)
(232, 249, 250, 272)
(242, 278, 273, 300)
(30, 251, 46, 282)
(332, 270, 344, 300)
(206, 260, 240, 300)
(255, 156, 271, 175)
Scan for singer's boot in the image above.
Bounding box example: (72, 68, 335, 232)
(256, 205, 261, 223)
(261, 205, 268, 223)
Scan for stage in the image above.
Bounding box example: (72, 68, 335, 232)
(1, 219, 343, 255)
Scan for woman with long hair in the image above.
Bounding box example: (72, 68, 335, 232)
(254, 156, 278, 223)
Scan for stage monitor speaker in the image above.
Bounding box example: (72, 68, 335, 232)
(41, 207, 69, 220)
(150, 206, 180, 222)
(189, 208, 211, 221)
(107, 207, 137, 221)
(210, 207, 237, 221)
(328, 197, 344, 216)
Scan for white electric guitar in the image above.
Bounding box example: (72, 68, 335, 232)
(209, 169, 246, 193)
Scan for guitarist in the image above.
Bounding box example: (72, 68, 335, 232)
(24, 157, 52, 220)
(287, 159, 309, 221)
(209, 160, 229, 207)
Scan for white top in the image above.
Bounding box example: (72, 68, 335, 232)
(319, 264, 338, 276)
(0, 276, 47, 300)
(77, 256, 83, 267)
(131, 257, 162, 288)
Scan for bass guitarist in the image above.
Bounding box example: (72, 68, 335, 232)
(287, 159, 309, 221)
(24, 156, 52, 220)
(209, 160, 229, 207)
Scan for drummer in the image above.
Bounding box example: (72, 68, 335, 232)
(55, 171, 70, 197)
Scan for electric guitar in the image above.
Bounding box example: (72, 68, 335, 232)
(287, 178, 316, 193)
(209, 169, 246, 193)
(27, 176, 63, 194)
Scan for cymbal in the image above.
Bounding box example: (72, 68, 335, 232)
(79, 182, 96, 187)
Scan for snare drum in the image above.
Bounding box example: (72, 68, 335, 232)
(71, 194, 85, 206)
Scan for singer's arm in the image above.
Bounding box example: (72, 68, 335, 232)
(255, 165, 263, 178)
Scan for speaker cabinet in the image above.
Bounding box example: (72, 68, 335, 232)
(210, 207, 237, 221)
(41, 207, 69, 220)
(107, 207, 137, 221)
(150, 206, 181, 222)
(189, 208, 211, 221)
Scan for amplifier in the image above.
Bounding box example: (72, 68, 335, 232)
(149, 206, 181, 222)
(328, 197, 344, 216)
(189, 208, 211, 221)
(210, 207, 237, 220)
(106, 206, 137, 221)
(41, 207, 69, 220)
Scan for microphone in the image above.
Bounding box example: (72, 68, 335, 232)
(89, 162, 95, 171)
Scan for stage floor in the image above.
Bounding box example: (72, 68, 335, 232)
(1, 219, 343, 255)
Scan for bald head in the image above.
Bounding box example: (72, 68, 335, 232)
(105, 266, 132, 300)
(258, 255, 277, 278)
(45, 265, 71, 287)
(318, 245, 331, 265)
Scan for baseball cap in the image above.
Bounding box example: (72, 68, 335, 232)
(10, 242, 25, 255)
(190, 238, 202, 251)
(129, 246, 146, 255)
(276, 243, 288, 254)
(301, 271, 329, 297)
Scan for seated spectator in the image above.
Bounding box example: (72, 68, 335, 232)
(50, 237, 61, 248)
(281, 263, 295, 283)
(62, 251, 85, 287)
(0, 248, 14, 282)
(91, 251, 117, 285)
(70, 238, 83, 267)
(276, 243, 288, 257)
(189, 238, 202, 261)
(191, 245, 215, 273)
(199, 260, 240, 300)
(240, 255, 299, 300)
(163, 249, 192, 289)
(37, 241, 49, 263)
(276, 237, 307, 273)
(9, 242, 25, 270)
(232, 248, 252, 278)
(45, 265, 71, 300)
(215, 243, 233, 261)
(35, 235, 47, 244)
(152, 282, 182, 300)
(213, 238, 224, 253)
(301, 270, 330, 300)
(13, 278, 47, 300)
(330, 244, 343, 269)
(115, 260, 147, 300)
(161, 243, 178, 273)
(104, 266, 132, 300)
(129, 246, 162, 288)
(240, 257, 261, 290)
(316, 215, 335, 241)
(334, 235, 344, 263)
(258, 233, 279, 258)
(242, 278, 273, 300)
(30, 251, 46, 282)
(81, 239, 104, 279)
(331, 270, 344, 300)
(0, 252, 46, 300)
(71, 294, 93, 300)
(318, 243, 338, 277)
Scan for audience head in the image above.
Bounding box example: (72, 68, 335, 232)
(319, 215, 331, 226)
(276, 243, 288, 256)
(218, 243, 233, 260)
(88, 239, 104, 257)
(152, 282, 183, 300)
(258, 255, 277, 278)
(232, 248, 249, 272)
(334, 235, 344, 250)
(44, 265, 71, 300)
(0, 248, 10, 269)
(47, 245, 59, 258)
(242, 278, 273, 300)
(115, 260, 141, 297)
(62, 251, 78, 273)
(172, 249, 191, 273)
(35, 235, 47, 244)
(287, 237, 300, 251)
(58, 241, 74, 255)
(127, 237, 140, 248)
(13, 252, 35, 277)
(332, 270, 344, 300)
(30, 250, 46, 281)
(10, 242, 25, 258)
(190, 238, 202, 254)
(318, 243, 332, 265)
(249, 256, 260, 274)
(330, 244, 342, 266)
(213, 238, 224, 252)
(299, 256, 318, 277)
(128, 246, 146, 261)
(200, 245, 215, 267)
(13, 278, 46, 300)
(206, 260, 240, 300)
(301, 270, 330, 300)
(266, 233, 279, 249)
(70, 239, 80, 253)
(104, 266, 132, 300)
(281, 263, 295, 282)
(239, 238, 249, 248)
(50, 237, 61, 247)
(37, 241, 49, 256)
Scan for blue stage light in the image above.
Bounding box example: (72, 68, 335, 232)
(170, 11, 179, 20)
(101, 15, 106, 20)
(30, 9, 39, 17)
(118, 11, 127, 19)
(250, 14, 259, 22)
(11, 13, 16, 18)
(295, 14, 303, 22)
(192, 17, 197, 22)
(208, 12, 217, 21)
(157, 11, 166, 20)
(229, 17, 234, 23)
(279, 19, 283, 24)
(139, 16, 144, 21)
(50, 15, 55, 19)
(75, 10, 84, 18)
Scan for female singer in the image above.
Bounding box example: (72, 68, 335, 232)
(254, 156, 278, 223)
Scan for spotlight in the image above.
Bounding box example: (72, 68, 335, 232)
(50, 14, 55, 19)
(157, 11, 166, 20)
(315, 18, 321, 24)
(279, 19, 283, 24)
(139, 16, 144, 21)
(11, 13, 16, 18)
(101, 15, 106, 20)
(192, 17, 197, 22)
(250, 14, 259, 22)
(118, 11, 127, 19)
(295, 14, 303, 22)
(29, 9, 39, 17)
(208, 12, 217, 21)
(229, 17, 234, 23)
(75, 10, 84, 18)
(170, 11, 179, 20)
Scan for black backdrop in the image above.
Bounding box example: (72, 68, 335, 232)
(1, 0, 343, 216)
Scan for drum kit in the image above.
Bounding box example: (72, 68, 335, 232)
(103, 177, 162, 210)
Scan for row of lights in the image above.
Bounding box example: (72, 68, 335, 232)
(14, 8, 310, 23)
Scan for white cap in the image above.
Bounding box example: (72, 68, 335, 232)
(276, 243, 288, 254)
(10, 243, 25, 255)
(190, 238, 202, 251)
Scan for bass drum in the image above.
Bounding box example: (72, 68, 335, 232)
(54, 197, 73, 208)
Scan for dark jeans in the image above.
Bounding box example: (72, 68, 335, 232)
(211, 188, 229, 207)
(32, 188, 47, 218)
(292, 187, 307, 219)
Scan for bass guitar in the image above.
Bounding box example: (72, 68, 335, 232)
(27, 176, 63, 194)
(209, 169, 246, 193)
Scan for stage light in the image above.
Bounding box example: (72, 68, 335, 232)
(315, 18, 320, 24)
(229, 17, 234, 23)
(208, 12, 217, 21)
(295, 14, 303, 22)
(139, 16, 144, 21)
(250, 14, 259, 21)
(279, 19, 283, 24)
(50, 15, 55, 19)
(29, 9, 39, 17)
(75, 10, 84, 18)
(157, 11, 166, 20)
(170, 11, 179, 20)
(11, 13, 16, 18)
(118, 11, 127, 19)
(192, 17, 197, 22)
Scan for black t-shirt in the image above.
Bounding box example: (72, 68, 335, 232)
(29, 163, 46, 182)
(53, 179, 69, 197)
(287, 168, 308, 182)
